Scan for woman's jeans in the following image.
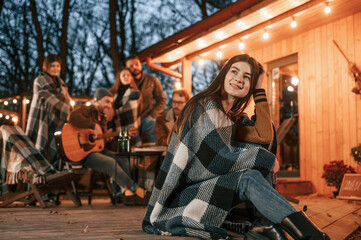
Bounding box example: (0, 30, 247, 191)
(237, 169, 296, 224)
(84, 149, 139, 192)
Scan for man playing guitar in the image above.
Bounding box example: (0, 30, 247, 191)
(67, 88, 146, 199)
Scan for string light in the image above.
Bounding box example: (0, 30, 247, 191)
(263, 30, 269, 39)
(198, 59, 205, 66)
(5, 115, 10, 120)
(324, 2, 331, 14)
(291, 17, 297, 28)
(238, 42, 245, 50)
(85, 102, 91, 106)
(70, 100, 75, 106)
(217, 51, 223, 59)
(12, 116, 18, 123)
(0, 113, 2, 118)
(175, 78, 182, 89)
(4, 101, 8, 106)
(25, 99, 30, 104)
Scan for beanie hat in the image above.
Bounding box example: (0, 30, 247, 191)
(94, 88, 113, 101)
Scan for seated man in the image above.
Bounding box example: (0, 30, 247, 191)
(67, 88, 146, 199)
(155, 89, 190, 146)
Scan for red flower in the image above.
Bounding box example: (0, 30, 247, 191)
(322, 160, 356, 190)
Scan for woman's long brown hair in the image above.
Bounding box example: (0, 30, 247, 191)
(110, 67, 143, 114)
(174, 53, 262, 138)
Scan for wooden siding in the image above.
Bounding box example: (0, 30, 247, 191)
(248, 11, 361, 195)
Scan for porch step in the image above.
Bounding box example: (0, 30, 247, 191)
(276, 180, 314, 196)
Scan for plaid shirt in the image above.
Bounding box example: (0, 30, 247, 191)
(25, 73, 71, 164)
(143, 99, 276, 239)
(112, 87, 141, 130)
(0, 125, 55, 195)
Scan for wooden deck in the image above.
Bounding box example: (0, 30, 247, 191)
(0, 195, 360, 240)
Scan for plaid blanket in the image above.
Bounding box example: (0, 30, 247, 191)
(142, 99, 276, 239)
(112, 87, 141, 130)
(0, 125, 55, 195)
(25, 73, 71, 164)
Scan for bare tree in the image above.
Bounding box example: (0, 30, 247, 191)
(29, 0, 44, 69)
(60, 0, 70, 80)
(110, 0, 121, 74)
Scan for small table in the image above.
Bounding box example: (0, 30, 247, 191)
(117, 148, 165, 205)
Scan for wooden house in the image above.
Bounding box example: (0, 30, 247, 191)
(136, 0, 361, 195)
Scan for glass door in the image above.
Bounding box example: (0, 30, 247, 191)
(268, 54, 299, 178)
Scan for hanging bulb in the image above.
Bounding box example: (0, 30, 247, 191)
(291, 17, 297, 28)
(263, 30, 269, 39)
(198, 59, 205, 66)
(4, 101, 8, 106)
(12, 99, 17, 104)
(324, 2, 331, 14)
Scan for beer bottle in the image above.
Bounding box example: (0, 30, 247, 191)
(123, 127, 130, 152)
(118, 128, 124, 152)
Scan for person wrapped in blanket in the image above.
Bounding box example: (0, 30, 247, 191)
(142, 54, 329, 240)
(26, 54, 72, 167)
(108, 67, 142, 147)
(68, 88, 146, 199)
(25, 54, 72, 205)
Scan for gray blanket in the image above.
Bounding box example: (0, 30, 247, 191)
(143, 99, 276, 239)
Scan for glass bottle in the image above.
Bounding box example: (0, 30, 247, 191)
(123, 127, 130, 152)
(117, 128, 124, 152)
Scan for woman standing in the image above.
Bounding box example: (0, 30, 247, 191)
(109, 67, 142, 145)
(143, 54, 329, 240)
(26, 54, 72, 167)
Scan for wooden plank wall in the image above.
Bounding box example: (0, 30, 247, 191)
(248, 11, 361, 195)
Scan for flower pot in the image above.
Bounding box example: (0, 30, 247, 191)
(333, 190, 339, 198)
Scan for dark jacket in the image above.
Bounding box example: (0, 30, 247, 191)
(135, 73, 166, 119)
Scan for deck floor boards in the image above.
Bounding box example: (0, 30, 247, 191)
(0, 196, 360, 240)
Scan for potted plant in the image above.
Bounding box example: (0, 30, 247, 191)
(321, 160, 356, 197)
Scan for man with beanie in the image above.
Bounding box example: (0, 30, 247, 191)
(67, 88, 146, 199)
(126, 55, 166, 143)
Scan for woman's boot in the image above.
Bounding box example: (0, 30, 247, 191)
(245, 217, 287, 240)
(281, 211, 330, 240)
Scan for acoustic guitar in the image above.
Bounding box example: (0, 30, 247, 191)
(55, 123, 118, 162)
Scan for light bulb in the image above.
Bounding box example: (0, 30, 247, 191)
(263, 31, 269, 39)
(238, 42, 245, 50)
(4, 101, 8, 106)
(324, 2, 331, 14)
(12, 99, 17, 104)
(198, 59, 205, 66)
(175, 81, 182, 89)
(70, 100, 75, 106)
(217, 51, 223, 58)
(291, 19, 297, 28)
